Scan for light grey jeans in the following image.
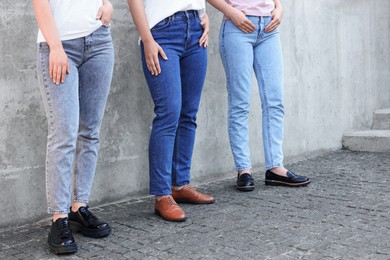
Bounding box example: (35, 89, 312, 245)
(37, 26, 114, 214)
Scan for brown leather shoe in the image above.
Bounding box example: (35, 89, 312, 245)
(155, 195, 186, 222)
(172, 185, 215, 204)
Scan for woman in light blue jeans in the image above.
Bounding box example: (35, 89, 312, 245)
(34, 0, 114, 254)
(208, 0, 310, 190)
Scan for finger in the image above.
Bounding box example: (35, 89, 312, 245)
(67, 62, 70, 75)
(199, 33, 208, 46)
(204, 38, 208, 48)
(154, 56, 161, 75)
(61, 65, 67, 83)
(147, 60, 156, 76)
(265, 20, 279, 32)
(101, 14, 112, 25)
(52, 65, 57, 83)
(49, 61, 53, 79)
(265, 20, 277, 31)
(158, 47, 168, 61)
(148, 54, 160, 75)
(96, 7, 103, 20)
(245, 20, 256, 31)
(240, 24, 252, 33)
(54, 65, 61, 84)
(200, 36, 208, 47)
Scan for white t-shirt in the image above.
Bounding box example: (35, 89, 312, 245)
(143, 0, 205, 29)
(37, 0, 103, 43)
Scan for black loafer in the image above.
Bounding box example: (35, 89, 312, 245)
(48, 217, 77, 254)
(69, 206, 111, 238)
(265, 170, 310, 187)
(237, 173, 255, 191)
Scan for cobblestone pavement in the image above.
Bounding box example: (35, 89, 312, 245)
(1, 150, 390, 259)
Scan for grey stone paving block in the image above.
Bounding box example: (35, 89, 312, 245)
(0, 151, 390, 259)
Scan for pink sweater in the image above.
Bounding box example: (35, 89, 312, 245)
(226, 0, 275, 17)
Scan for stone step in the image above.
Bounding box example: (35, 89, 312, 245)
(372, 108, 390, 130)
(342, 130, 390, 152)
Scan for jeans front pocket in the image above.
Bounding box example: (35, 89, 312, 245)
(151, 17, 172, 32)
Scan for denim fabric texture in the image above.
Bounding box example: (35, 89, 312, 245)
(141, 11, 207, 196)
(219, 16, 284, 171)
(37, 26, 114, 214)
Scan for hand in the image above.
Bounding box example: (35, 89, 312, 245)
(49, 47, 69, 84)
(228, 9, 255, 33)
(199, 13, 209, 47)
(143, 39, 168, 76)
(96, 0, 113, 26)
(265, 6, 283, 32)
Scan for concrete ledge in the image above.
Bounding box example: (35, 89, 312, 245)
(342, 130, 390, 152)
(372, 108, 390, 130)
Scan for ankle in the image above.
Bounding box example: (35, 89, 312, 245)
(172, 185, 184, 191)
(156, 195, 170, 202)
(52, 214, 68, 222)
(238, 169, 251, 176)
(269, 167, 288, 176)
(71, 202, 87, 213)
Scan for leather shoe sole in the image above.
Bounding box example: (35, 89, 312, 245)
(265, 179, 311, 187)
(237, 185, 255, 192)
(48, 233, 77, 254)
(154, 210, 186, 222)
(69, 220, 111, 238)
(174, 198, 215, 204)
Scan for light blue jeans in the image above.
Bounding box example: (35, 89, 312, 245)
(37, 26, 114, 214)
(219, 16, 284, 171)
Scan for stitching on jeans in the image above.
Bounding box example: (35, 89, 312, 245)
(222, 21, 241, 171)
(255, 52, 273, 168)
(39, 45, 54, 213)
(221, 21, 252, 171)
(254, 31, 284, 169)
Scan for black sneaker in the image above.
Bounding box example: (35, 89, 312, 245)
(48, 217, 77, 254)
(69, 206, 111, 238)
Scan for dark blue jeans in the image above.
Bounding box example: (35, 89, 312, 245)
(141, 10, 207, 196)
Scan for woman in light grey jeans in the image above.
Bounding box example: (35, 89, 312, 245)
(33, 0, 114, 254)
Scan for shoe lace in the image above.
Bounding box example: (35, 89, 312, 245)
(58, 218, 73, 239)
(81, 206, 99, 225)
(185, 185, 196, 190)
(166, 196, 177, 206)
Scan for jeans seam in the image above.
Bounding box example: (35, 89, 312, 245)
(221, 21, 252, 172)
(220, 22, 236, 168)
(39, 47, 56, 213)
(172, 126, 180, 186)
(149, 76, 160, 195)
(257, 56, 274, 168)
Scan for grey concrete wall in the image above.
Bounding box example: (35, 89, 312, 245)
(0, 0, 389, 227)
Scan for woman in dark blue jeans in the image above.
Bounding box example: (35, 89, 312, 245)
(128, 0, 215, 222)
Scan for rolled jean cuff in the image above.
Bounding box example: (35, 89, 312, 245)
(172, 180, 189, 187)
(265, 164, 283, 171)
(48, 209, 69, 215)
(152, 193, 172, 197)
(73, 198, 89, 204)
(150, 187, 172, 196)
(236, 166, 252, 172)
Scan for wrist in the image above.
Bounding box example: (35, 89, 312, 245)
(48, 42, 63, 51)
(141, 36, 154, 45)
(274, 2, 283, 9)
(225, 6, 239, 19)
